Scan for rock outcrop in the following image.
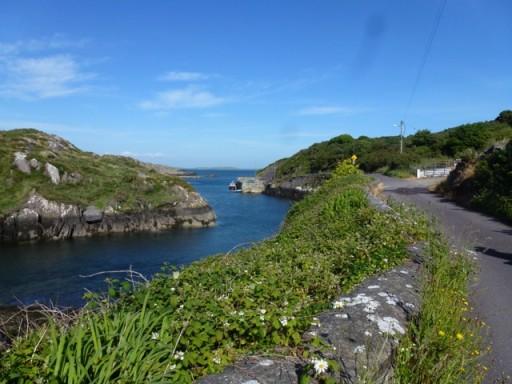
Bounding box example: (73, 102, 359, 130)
(13, 152, 31, 174)
(263, 174, 329, 200)
(0, 129, 216, 242)
(0, 190, 216, 242)
(237, 177, 266, 193)
(44, 162, 60, 184)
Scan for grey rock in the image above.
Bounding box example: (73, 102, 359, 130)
(196, 357, 299, 384)
(83, 206, 103, 224)
(44, 163, 60, 184)
(13, 152, 31, 174)
(47, 135, 75, 152)
(237, 177, 266, 194)
(62, 172, 82, 184)
(0, 188, 216, 242)
(29, 158, 40, 170)
(264, 173, 329, 200)
(199, 246, 424, 384)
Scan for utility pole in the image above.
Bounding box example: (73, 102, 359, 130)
(399, 120, 405, 154)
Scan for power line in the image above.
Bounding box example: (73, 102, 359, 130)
(403, 0, 447, 119)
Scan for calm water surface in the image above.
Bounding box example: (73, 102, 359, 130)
(0, 170, 291, 306)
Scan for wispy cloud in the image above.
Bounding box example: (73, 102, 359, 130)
(120, 151, 166, 158)
(0, 35, 96, 100)
(0, 35, 89, 56)
(0, 55, 95, 99)
(297, 105, 358, 116)
(139, 86, 225, 110)
(159, 71, 210, 82)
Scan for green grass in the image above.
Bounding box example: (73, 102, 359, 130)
(0, 129, 192, 215)
(393, 220, 483, 383)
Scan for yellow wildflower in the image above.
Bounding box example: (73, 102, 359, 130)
(456, 333, 464, 341)
(438, 330, 446, 337)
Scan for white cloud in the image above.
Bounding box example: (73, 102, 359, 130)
(0, 35, 89, 56)
(120, 151, 166, 158)
(297, 105, 356, 116)
(0, 54, 94, 99)
(139, 87, 225, 110)
(159, 71, 209, 82)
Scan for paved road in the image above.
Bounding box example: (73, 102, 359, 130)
(372, 174, 512, 383)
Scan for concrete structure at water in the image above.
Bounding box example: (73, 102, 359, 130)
(236, 177, 266, 194)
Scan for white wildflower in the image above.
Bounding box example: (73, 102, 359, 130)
(280, 317, 288, 327)
(259, 309, 267, 315)
(174, 351, 185, 361)
(354, 345, 366, 354)
(172, 271, 180, 279)
(312, 358, 329, 375)
(212, 356, 221, 364)
(260, 315, 265, 321)
(170, 287, 176, 292)
(151, 332, 159, 340)
(333, 300, 344, 309)
(168, 364, 176, 371)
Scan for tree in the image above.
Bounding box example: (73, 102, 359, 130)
(496, 110, 512, 126)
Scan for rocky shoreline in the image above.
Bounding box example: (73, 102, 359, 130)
(0, 189, 216, 243)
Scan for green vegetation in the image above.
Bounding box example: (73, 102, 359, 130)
(261, 111, 512, 180)
(394, 216, 482, 383)
(470, 142, 512, 221)
(0, 129, 191, 215)
(0, 161, 481, 383)
(438, 141, 512, 222)
(1, 162, 427, 383)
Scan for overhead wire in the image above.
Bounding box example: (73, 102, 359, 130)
(403, 0, 448, 121)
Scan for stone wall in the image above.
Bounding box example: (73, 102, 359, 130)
(197, 246, 424, 384)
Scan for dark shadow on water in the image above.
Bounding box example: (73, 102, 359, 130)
(475, 246, 512, 266)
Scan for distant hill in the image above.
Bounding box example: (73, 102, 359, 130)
(260, 111, 512, 180)
(0, 129, 215, 241)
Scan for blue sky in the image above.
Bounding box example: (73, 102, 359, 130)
(0, 1, 511, 168)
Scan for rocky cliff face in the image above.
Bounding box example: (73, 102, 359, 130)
(0, 129, 216, 242)
(257, 164, 328, 200)
(0, 189, 215, 242)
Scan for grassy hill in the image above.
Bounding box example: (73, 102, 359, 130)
(260, 111, 512, 180)
(0, 129, 192, 215)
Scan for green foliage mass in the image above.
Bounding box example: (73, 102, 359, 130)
(394, 222, 482, 384)
(0, 129, 191, 215)
(468, 141, 512, 222)
(0, 166, 429, 383)
(262, 111, 512, 179)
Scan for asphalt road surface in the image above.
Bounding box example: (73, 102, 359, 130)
(372, 174, 512, 383)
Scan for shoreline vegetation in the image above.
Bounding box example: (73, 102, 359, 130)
(0, 161, 482, 383)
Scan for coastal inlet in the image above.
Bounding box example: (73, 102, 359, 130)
(0, 170, 291, 307)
